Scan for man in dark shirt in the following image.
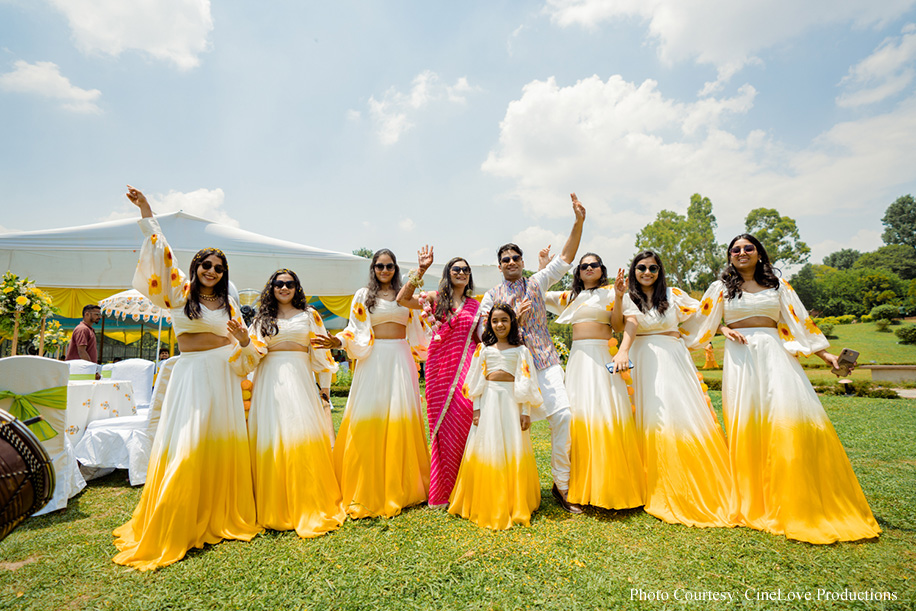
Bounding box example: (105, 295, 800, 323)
(65, 304, 101, 362)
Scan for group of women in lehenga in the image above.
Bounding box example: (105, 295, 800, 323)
(112, 185, 880, 571)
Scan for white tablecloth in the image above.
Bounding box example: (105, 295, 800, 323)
(65, 379, 137, 445)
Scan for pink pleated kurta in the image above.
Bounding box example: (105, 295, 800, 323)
(424, 298, 480, 506)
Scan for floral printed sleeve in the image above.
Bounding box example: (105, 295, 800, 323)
(132, 216, 190, 310)
(227, 298, 264, 377)
(544, 290, 570, 317)
(309, 308, 339, 387)
(461, 344, 488, 402)
(406, 308, 430, 363)
(512, 346, 544, 417)
(776, 279, 830, 356)
(335, 288, 374, 361)
(679, 282, 725, 348)
(670, 287, 701, 323)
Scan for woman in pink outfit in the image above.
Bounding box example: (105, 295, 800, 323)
(398, 246, 480, 508)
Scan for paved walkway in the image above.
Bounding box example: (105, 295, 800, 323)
(894, 388, 916, 399)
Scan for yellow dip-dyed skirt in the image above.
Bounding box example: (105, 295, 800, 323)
(566, 339, 644, 510)
(630, 335, 735, 528)
(334, 339, 430, 518)
(723, 328, 880, 544)
(113, 345, 261, 570)
(249, 351, 345, 538)
(448, 381, 540, 530)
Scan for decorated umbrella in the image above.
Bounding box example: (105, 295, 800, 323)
(99, 290, 170, 366)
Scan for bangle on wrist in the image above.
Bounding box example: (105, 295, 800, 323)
(408, 269, 425, 288)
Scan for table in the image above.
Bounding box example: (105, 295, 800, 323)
(65, 379, 137, 445)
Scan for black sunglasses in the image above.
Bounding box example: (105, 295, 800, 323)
(579, 262, 601, 271)
(635, 264, 659, 273)
(450, 265, 471, 275)
(374, 263, 396, 271)
(273, 280, 296, 289)
(730, 244, 757, 255)
(500, 254, 522, 264)
(199, 261, 226, 274)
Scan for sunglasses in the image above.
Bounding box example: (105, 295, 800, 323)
(579, 262, 601, 271)
(273, 280, 296, 289)
(199, 261, 226, 274)
(635, 264, 659, 273)
(730, 244, 757, 255)
(500, 254, 522, 264)
(450, 265, 471, 275)
(374, 263, 396, 271)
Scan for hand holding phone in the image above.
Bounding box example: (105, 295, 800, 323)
(606, 360, 635, 375)
(831, 348, 859, 377)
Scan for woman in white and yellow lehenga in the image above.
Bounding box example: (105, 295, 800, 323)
(448, 304, 542, 529)
(684, 234, 880, 544)
(611, 250, 735, 529)
(313, 249, 430, 518)
(113, 186, 262, 570)
(247, 269, 345, 538)
(545, 253, 644, 511)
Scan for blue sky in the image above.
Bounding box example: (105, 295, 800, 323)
(2, 0, 915, 282)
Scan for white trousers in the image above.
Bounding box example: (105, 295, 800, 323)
(535, 364, 571, 490)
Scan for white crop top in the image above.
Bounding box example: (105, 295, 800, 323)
(371, 298, 409, 326)
(622, 287, 699, 334)
(723, 289, 780, 325)
(483, 345, 524, 376)
(267, 312, 314, 348)
(546, 288, 613, 325)
(170, 300, 238, 337)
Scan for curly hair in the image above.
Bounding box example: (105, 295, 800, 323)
(254, 269, 310, 337)
(570, 252, 608, 302)
(184, 248, 232, 320)
(720, 234, 780, 299)
(366, 249, 402, 313)
(482, 303, 522, 346)
(627, 250, 669, 315)
(434, 257, 475, 322)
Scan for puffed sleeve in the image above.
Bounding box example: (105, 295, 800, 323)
(621, 294, 642, 319)
(776, 279, 830, 356)
(308, 308, 339, 387)
(680, 282, 725, 348)
(461, 344, 488, 401)
(335, 288, 374, 361)
(513, 347, 544, 417)
(670, 287, 700, 323)
(132, 216, 190, 310)
(544, 290, 571, 316)
(406, 308, 430, 363)
(227, 299, 264, 377)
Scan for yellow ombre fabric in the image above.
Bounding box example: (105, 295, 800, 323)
(565, 339, 644, 510)
(449, 345, 542, 530)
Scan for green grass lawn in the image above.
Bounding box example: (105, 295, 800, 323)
(1, 393, 913, 610)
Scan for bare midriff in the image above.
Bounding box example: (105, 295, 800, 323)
(729, 317, 777, 329)
(373, 322, 407, 340)
(269, 341, 309, 352)
(635, 331, 681, 338)
(572, 321, 614, 341)
(177, 332, 231, 353)
(486, 371, 515, 382)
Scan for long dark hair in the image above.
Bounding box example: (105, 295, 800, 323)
(184, 248, 231, 320)
(435, 257, 475, 322)
(254, 269, 310, 337)
(627, 250, 669, 315)
(366, 249, 402, 312)
(570, 252, 608, 302)
(482, 303, 522, 346)
(720, 233, 780, 299)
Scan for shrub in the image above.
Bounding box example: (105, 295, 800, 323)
(870, 304, 900, 321)
(834, 314, 856, 324)
(895, 325, 916, 344)
(861, 314, 873, 322)
(818, 322, 835, 338)
(876, 319, 891, 332)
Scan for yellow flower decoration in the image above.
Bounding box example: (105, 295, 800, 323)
(715, 291, 724, 304)
(461, 383, 470, 399)
(607, 337, 618, 349)
(804, 317, 822, 335)
(777, 323, 795, 342)
(2, 286, 14, 293)
(148, 274, 162, 295)
(473, 344, 483, 357)
(15, 295, 27, 306)
(783, 281, 794, 292)
(164, 247, 173, 266)
(671, 287, 683, 296)
(163, 296, 171, 308)
(559, 291, 569, 306)
(312, 310, 323, 325)
(182, 282, 190, 296)
(521, 359, 531, 378)
(788, 304, 800, 323)
(699, 297, 713, 316)
(605, 301, 614, 312)
(31, 303, 41, 311)
(354, 303, 367, 322)
(341, 330, 354, 341)
(698, 330, 713, 343)
(151, 234, 158, 245)
(170, 268, 181, 287)
(680, 328, 690, 336)
(679, 305, 696, 316)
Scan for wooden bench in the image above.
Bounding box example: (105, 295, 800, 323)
(859, 365, 916, 383)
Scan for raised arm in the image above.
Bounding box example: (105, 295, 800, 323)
(126, 185, 153, 218)
(396, 244, 433, 309)
(610, 268, 627, 332)
(559, 193, 586, 264)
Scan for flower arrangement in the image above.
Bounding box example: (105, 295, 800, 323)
(418, 292, 443, 338)
(0, 271, 58, 353)
(30, 319, 67, 356)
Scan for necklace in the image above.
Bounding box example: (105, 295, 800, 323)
(199, 292, 219, 302)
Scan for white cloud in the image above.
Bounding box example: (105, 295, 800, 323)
(811, 229, 883, 264)
(837, 23, 916, 108)
(346, 109, 362, 121)
(399, 217, 416, 231)
(545, 0, 916, 87)
(367, 70, 478, 145)
(0, 60, 101, 113)
(103, 188, 238, 226)
(48, 0, 213, 70)
(482, 74, 916, 264)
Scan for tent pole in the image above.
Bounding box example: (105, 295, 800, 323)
(99, 316, 106, 363)
(154, 316, 162, 367)
(139, 321, 144, 359)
